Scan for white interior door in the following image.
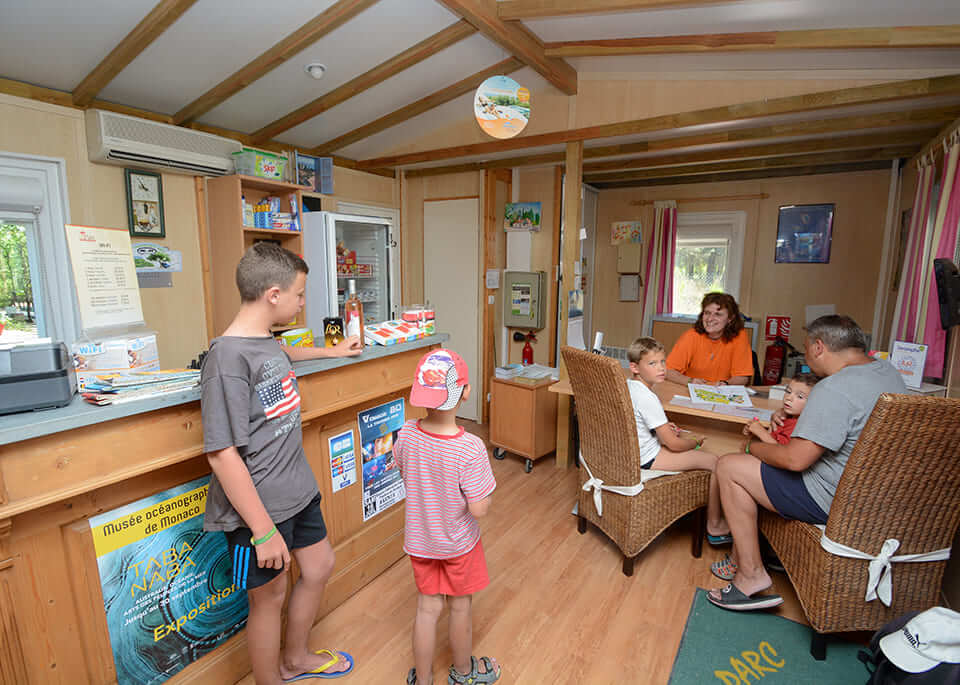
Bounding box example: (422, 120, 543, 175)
(423, 198, 481, 421)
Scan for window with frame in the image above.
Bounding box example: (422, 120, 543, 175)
(671, 211, 746, 315)
(0, 153, 80, 345)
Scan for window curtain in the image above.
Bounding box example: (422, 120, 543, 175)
(641, 200, 678, 334)
(891, 158, 937, 345)
(917, 133, 960, 376)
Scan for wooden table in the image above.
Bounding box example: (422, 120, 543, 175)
(549, 370, 780, 455)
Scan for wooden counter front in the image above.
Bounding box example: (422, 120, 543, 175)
(0, 341, 437, 684)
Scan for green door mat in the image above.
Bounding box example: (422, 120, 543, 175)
(669, 589, 867, 685)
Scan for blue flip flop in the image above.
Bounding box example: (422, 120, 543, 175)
(707, 532, 733, 546)
(283, 650, 354, 681)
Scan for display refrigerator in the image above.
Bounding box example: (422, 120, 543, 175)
(301, 211, 397, 336)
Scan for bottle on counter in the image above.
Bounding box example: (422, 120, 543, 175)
(344, 279, 365, 345)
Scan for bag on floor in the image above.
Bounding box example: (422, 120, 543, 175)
(857, 607, 960, 684)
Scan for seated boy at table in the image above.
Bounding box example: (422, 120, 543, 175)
(628, 337, 729, 544)
(742, 373, 820, 447)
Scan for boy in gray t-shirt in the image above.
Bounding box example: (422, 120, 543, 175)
(201, 243, 362, 682)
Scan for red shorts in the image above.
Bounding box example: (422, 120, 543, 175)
(409, 539, 489, 596)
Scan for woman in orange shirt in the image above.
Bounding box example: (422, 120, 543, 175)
(665, 293, 753, 386)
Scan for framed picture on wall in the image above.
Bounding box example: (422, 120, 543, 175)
(775, 203, 834, 264)
(125, 168, 165, 238)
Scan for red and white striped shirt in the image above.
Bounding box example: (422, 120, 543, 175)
(394, 420, 496, 559)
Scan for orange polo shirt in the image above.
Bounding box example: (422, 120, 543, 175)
(666, 328, 753, 384)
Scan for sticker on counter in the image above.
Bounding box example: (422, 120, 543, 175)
(328, 430, 357, 493)
(358, 398, 406, 521)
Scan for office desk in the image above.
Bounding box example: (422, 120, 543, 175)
(550, 373, 780, 455)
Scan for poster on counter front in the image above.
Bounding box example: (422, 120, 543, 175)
(88, 476, 248, 685)
(65, 224, 145, 333)
(358, 398, 406, 521)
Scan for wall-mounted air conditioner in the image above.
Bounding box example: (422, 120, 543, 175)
(85, 109, 242, 176)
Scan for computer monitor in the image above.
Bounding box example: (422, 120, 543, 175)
(934, 258, 960, 329)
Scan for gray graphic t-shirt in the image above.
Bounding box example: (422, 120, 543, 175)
(792, 359, 907, 515)
(201, 335, 318, 532)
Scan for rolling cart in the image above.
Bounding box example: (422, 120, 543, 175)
(489, 376, 557, 472)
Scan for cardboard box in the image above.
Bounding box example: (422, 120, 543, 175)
(72, 333, 160, 391)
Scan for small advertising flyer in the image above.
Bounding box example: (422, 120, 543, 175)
(88, 476, 248, 685)
(65, 224, 145, 332)
(688, 383, 753, 407)
(890, 340, 927, 389)
(358, 398, 406, 521)
(328, 429, 358, 493)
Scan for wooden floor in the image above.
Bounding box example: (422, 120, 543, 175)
(238, 420, 809, 685)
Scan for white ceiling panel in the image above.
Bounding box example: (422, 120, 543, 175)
(571, 49, 960, 77)
(339, 66, 552, 160)
(199, 0, 461, 134)
(276, 34, 509, 149)
(0, 0, 158, 92)
(98, 0, 341, 115)
(525, 0, 960, 42)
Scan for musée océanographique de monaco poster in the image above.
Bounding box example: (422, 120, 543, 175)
(88, 476, 248, 684)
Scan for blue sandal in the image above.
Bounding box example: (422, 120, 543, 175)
(448, 656, 500, 684)
(707, 532, 733, 546)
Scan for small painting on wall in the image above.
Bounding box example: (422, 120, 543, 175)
(775, 203, 834, 264)
(504, 202, 541, 231)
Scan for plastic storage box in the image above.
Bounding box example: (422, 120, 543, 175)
(232, 148, 287, 180)
(0, 341, 77, 414)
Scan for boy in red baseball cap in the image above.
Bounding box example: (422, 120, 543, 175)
(395, 349, 501, 685)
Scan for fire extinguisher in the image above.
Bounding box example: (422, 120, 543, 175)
(522, 332, 537, 365)
(762, 337, 788, 385)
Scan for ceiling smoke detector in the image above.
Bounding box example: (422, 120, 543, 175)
(305, 63, 327, 80)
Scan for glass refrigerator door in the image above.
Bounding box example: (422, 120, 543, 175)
(331, 215, 393, 325)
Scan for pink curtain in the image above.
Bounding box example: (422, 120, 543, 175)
(641, 201, 678, 330)
(892, 159, 937, 344)
(918, 135, 960, 376)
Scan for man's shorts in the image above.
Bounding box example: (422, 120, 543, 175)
(761, 463, 829, 524)
(409, 538, 489, 597)
(224, 492, 327, 590)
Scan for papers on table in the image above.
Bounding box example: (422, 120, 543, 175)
(669, 391, 774, 422)
(495, 363, 558, 381)
(688, 383, 753, 407)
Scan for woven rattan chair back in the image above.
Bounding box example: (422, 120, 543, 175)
(561, 346, 642, 487)
(824, 393, 960, 555)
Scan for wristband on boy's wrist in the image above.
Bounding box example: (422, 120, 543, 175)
(251, 525, 277, 546)
(745, 439, 751, 454)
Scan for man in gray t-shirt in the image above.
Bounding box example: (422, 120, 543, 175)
(707, 315, 907, 612)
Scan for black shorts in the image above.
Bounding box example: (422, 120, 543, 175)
(761, 463, 829, 524)
(224, 492, 327, 590)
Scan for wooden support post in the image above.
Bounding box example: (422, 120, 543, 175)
(555, 142, 583, 468)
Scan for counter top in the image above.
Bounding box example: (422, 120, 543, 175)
(0, 334, 447, 446)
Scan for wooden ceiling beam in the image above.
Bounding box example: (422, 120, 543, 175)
(357, 73, 960, 169)
(436, 0, 577, 95)
(582, 146, 918, 183)
(251, 19, 477, 143)
(591, 160, 894, 188)
(174, 0, 380, 125)
(312, 57, 523, 154)
(72, 0, 198, 106)
(397, 104, 960, 177)
(497, 0, 744, 19)
(545, 25, 960, 56)
(583, 130, 936, 174)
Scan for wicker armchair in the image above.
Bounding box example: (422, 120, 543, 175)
(561, 346, 710, 576)
(759, 393, 960, 659)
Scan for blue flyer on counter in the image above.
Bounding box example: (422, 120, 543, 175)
(328, 429, 357, 493)
(88, 476, 248, 685)
(357, 398, 406, 521)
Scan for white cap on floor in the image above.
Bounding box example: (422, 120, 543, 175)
(878, 607, 960, 673)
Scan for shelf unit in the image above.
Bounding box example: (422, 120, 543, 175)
(207, 175, 305, 337)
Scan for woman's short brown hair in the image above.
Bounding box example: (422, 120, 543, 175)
(693, 292, 744, 342)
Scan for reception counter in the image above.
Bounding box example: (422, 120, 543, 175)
(0, 335, 444, 684)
